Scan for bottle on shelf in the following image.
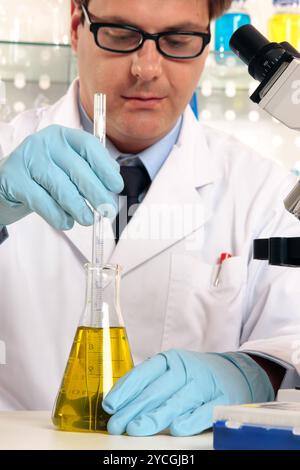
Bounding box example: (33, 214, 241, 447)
(214, 0, 251, 55)
(268, 0, 300, 51)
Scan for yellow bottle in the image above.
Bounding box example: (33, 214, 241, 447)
(268, 0, 300, 51)
(52, 264, 133, 433)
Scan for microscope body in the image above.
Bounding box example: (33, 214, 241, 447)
(230, 25, 300, 266)
(255, 58, 300, 131)
(230, 25, 300, 132)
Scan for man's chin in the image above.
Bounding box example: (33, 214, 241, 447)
(120, 121, 168, 139)
(109, 127, 167, 152)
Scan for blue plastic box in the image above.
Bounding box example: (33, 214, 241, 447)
(214, 420, 300, 450)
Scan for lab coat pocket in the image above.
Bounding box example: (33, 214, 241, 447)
(162, 253, 247, 352)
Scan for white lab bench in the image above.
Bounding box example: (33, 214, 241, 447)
(0, 411, 213, 450)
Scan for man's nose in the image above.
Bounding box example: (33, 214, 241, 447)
(131, 40, 163, 81)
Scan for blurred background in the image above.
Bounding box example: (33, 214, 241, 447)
(0, 0, 299, 172)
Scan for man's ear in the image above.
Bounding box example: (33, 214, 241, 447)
(70, 2, 83, 52)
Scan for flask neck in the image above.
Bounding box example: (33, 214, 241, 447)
(80, 263, 124, 329)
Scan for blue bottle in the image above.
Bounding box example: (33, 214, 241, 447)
(190, 92, 198, 119)
(215, 0, 251, 53)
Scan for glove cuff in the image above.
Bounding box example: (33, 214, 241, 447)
(219, 352, 275, 403)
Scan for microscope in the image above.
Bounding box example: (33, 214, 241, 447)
(230, 24, 300, 268)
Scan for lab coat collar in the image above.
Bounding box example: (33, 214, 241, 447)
(36, 79, 221, 272)
(110, 106, 222, 275)
(36, 78, 82, 131)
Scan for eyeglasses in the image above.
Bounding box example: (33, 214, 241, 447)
(82, 5, 211, 60)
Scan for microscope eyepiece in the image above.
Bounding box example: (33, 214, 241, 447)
(230, 24, 287, 82)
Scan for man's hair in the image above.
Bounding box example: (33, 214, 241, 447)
(74, 0, 233, 22)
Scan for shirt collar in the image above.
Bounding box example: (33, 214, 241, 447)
(78, 94, 182, 181)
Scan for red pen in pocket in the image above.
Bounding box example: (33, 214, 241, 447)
(214, 252, 232, 287)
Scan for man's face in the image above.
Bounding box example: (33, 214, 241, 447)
(71, 0, 210, 153)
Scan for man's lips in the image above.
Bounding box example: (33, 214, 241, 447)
(122, 95, 165, 101)
(121, 95, 166, 109)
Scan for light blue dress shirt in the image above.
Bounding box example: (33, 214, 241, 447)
(78, 97, 182, 181)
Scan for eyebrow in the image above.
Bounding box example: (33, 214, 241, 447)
(90, 14, 209, 32)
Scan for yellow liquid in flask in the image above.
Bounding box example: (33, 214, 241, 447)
(52, 326, 133, 432)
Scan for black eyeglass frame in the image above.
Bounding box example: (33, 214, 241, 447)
(81, 5, 211, 60)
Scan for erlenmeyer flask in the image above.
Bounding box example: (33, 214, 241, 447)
(52, 264, 133, 432)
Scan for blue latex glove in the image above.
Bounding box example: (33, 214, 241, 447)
(102, 349, 275, 437)
(0, 125, 123, 229)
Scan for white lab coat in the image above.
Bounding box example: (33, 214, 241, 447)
(1, 79, 300, 411)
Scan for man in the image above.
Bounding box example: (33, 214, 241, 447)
(0, 0, 300, 437)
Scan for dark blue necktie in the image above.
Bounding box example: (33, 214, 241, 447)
(116, 161, 151, 242)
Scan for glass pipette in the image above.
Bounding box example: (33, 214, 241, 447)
(92, 93, 106, 319)
(92, 93, 109, 428)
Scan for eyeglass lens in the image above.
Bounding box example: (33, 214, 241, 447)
(97, 27, 204, 57)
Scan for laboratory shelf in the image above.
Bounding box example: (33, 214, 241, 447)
(0, 41, 252, 90)
(0, 40, 76, 84)
(0, 40, 76, 121)
(200, 51, 255, 93)
(0, 42, 254, 123)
